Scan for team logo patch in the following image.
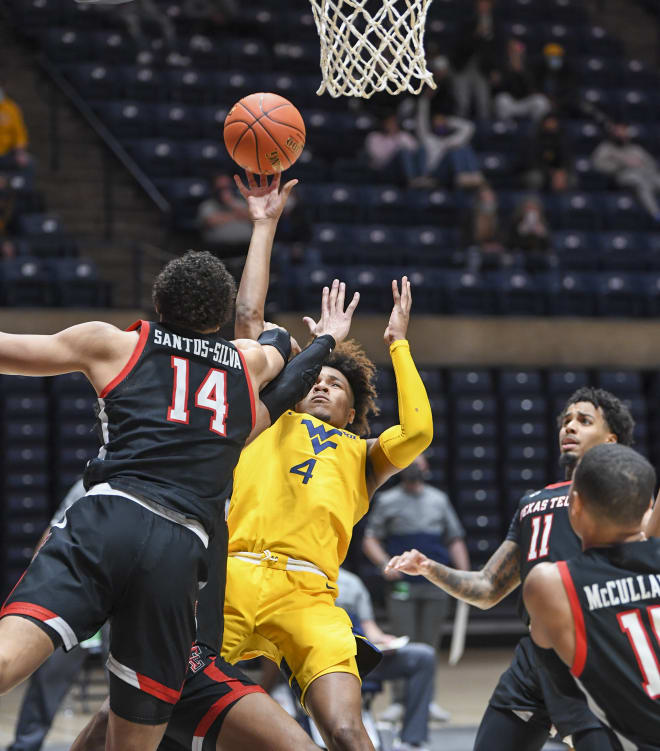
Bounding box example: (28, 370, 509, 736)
(301, 419, 342, 455)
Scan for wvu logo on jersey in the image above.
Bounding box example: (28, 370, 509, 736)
(301, 419, 342, 455)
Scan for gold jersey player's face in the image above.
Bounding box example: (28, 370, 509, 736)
(295, 366, 356, 429)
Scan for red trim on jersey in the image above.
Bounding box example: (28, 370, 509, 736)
(545, 481, 571, 490)
(136, 672, 182, 704)
(557, 561, 587, 677)
(0, 601, 59, 622)
(193, 666, 264, 738)
(236, 348, 256, 431)
(99, 320, 151, 398)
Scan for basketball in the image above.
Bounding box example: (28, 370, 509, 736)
(223, 92, 306, 175)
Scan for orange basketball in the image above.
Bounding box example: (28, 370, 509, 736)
(223, 92, 306, 175)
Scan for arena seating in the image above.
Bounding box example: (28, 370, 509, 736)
(5, 0, 659, 315)
(0, 168, 112, 307)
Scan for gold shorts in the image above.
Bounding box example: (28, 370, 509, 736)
(222, 556, 360, 707)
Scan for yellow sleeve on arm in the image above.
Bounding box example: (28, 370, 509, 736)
(377, 340, 433, 469)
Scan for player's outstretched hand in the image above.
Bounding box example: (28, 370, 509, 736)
(303, 279, 359, 345)
(385, 548, 431, 577)
(384, 276, 412, 346)
(234, 170, 298, 224)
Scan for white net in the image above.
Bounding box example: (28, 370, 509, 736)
(309, 0, 437, 98)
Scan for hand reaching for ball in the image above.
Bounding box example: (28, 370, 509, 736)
(234, 170, 298, 225)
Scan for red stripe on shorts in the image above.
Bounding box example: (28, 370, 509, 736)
(193, 684, 263, 739)
(0, 601, 59, 622)
(137, 672, 183, 704)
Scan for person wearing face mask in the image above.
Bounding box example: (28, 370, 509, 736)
(509, 196, 550, 254)
(593, 122, 660, 221)
(533, 44, 577, 116)
(415, 93, 484, 189)
(0, 87, 32, 172)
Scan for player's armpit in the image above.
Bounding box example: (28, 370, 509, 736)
(523, 563, 575, 668)
(0, 321, 121, 379)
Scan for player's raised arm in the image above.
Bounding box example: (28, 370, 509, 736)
(0, 321, 133, 393)
(365, 277, 433, 495)
(385, 540, 521, 609)
(233, 171, 298, 340)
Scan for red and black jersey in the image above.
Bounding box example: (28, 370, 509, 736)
(560, 539, 660, 750)
(507, 481, 579, 623)
(84, 321, 255, 532)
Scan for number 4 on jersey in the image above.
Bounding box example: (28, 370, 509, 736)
(167, 356, 228, 436)
(290, 458, 317, 484)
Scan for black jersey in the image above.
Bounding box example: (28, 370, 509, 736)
(507, 481, 580, 623)
(84, 321, 255, 531)
(560, 540, 660, 750)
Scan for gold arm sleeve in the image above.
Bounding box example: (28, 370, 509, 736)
(377, 339, 433, 469)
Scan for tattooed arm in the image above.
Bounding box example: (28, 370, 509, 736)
(385, 540, 521, 609)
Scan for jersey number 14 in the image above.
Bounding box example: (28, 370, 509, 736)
(167, 356, 228, 436)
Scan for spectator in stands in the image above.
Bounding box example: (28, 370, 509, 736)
(362, 455, 469, 648)
(451, 0, 500, 120)
(493, 39, 550, 123)
(533, 43, 577, 116)
(428, 55, 457, 117)
(461, 181, 505, 269)
(116, 0, 188, 65)
(592, 122, 660, 221)
(0, 87, 31, 172)
(524, 113, 573, 192)
(335, 567, 438, 751)
(197, 173, 253, 256)
(508, 195, 551, 254)
(415, 92, 484, 189)
(365, 114, 427, 187)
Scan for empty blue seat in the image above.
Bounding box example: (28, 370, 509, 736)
(154, 103, 201, 139)
(456, 487, 500, 513)
(0, 259, 52, 306)
(548, 370, 589, 395)
(580, 25, 622, 57)
(505, 465, 546, 487)
(403, 188, 458, 227)
(594, 272, 645, 318)
(43, 28, 90, 62)
(455, 420, 497, 441)
(557, 192, 602, 231)
(94, 100, 153, 139)
(448, 369, 493, 394)
(543, 271, 597, 316)
(499, 370, 542, 393)
(360, 186, 406, 224)
(166, 69, 215, 104)
(126, 139, 183, 177)
(601, 193, 650, 231)
(597, 371, 643, 394)
(505, 396, 546, 417)
(50, 258, 110, 307)
(600, 232, 649, 270)
(90, 30, 137, 63)
(615, 89, 655, 122)
(456, 465, 498, 486)
(455, 396, 497, 417)
(508, 444, 548, 463)
(65, 63, 121, 101)
(442, 271, 494, 315)
(487, 270, 544, 315)
(458, 444, 498, 463)
(504, 420, 547, 440)
(182, 140, 232, 177)
(118, 66, 166, 102)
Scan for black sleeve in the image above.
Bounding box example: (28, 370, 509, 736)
(505, 506, 521, 544)
(260, 335, 336, 423)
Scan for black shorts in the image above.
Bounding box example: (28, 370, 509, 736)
(0, 493, 207, 725)
(489, 636, 603, 739)
(157, 645, 265, 751)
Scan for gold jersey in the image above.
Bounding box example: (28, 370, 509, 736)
(228, 410, 369, 582)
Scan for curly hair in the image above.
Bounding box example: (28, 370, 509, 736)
(557, 387, 635, 446)
(325, 340, 379, 437)
(152, 250, 236, 332)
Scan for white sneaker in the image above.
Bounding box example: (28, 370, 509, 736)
(429, 701, 451, 722)
(378, 701, 404, 723)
